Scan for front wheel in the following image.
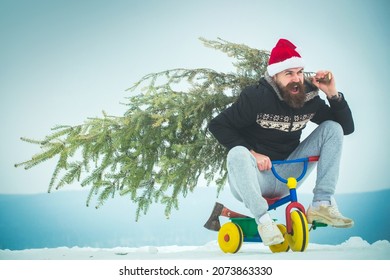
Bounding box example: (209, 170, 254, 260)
(286, 210, 309, 252)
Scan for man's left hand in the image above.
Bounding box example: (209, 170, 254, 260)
(311, 70, 339, 99)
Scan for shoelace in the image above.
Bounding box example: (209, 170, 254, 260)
(328, 205, 344, 218)
(261, 222, 276, 234)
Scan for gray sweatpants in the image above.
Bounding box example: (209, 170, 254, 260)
(226, 120, 344, 223)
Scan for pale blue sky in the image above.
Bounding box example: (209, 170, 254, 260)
(1, 0, 389, 194)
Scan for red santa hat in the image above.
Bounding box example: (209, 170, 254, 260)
(267, 39, 305, 76)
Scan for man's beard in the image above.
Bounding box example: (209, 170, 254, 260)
(276, 81, 306, 109)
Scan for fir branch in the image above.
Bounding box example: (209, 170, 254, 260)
(15, 37, 270, 220)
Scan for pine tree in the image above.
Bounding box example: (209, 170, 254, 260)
(15, 38, 270, 220)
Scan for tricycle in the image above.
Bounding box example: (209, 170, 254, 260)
(204, 156, 327, 253)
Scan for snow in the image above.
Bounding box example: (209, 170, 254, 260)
(1, 236, 389, 260)
(1, 236, 389, 279)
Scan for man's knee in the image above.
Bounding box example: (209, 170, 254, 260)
(320, 120, 343, 138)
(227, 146, 251, 163)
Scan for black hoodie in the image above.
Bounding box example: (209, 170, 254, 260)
(208, 73, 354, 160)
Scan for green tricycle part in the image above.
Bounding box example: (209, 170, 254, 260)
(311, 220, 328, 230)
(229, 217, 259, 238)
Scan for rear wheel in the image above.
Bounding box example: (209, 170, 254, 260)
(269, 224, 290, 253)
(286, 210, 309, 252)
(218, 222, 243, 253)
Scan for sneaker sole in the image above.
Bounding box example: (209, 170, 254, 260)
(264, 236, 285, 246)
(308, 214, 354, 228)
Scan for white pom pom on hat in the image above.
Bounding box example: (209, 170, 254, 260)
(267, 39, 305, 76)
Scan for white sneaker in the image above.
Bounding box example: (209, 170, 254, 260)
(257, 221, 284, 246)
(307, 203, 354, 228)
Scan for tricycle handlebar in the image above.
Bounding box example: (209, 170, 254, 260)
(271, 156, 319, 184)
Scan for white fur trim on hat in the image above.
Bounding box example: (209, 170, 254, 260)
(267, 57, 305, 76)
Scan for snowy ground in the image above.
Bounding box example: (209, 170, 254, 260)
(1, 236, 389, 260)
(1, 236, 389, 280)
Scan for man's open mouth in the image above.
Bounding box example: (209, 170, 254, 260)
(290, 84, 299, 94)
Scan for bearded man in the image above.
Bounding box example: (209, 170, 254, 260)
(208, 39, 355, 246)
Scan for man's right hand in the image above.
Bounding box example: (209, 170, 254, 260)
(250, 150, 272, 171)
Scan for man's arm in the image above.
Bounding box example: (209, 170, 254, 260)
(311, 71, 354, 135)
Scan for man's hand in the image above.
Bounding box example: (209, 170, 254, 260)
(250, 150, 272, 171)
(311, 70, 339, 99)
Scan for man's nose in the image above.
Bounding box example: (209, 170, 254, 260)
(291, 75, 299, 82)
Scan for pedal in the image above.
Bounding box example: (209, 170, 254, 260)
(310, 220, 328, 230)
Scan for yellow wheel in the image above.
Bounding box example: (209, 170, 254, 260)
(286, 210, 309, 252)
(269, 224, 290, 253)
(218, 222, 243, 254)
